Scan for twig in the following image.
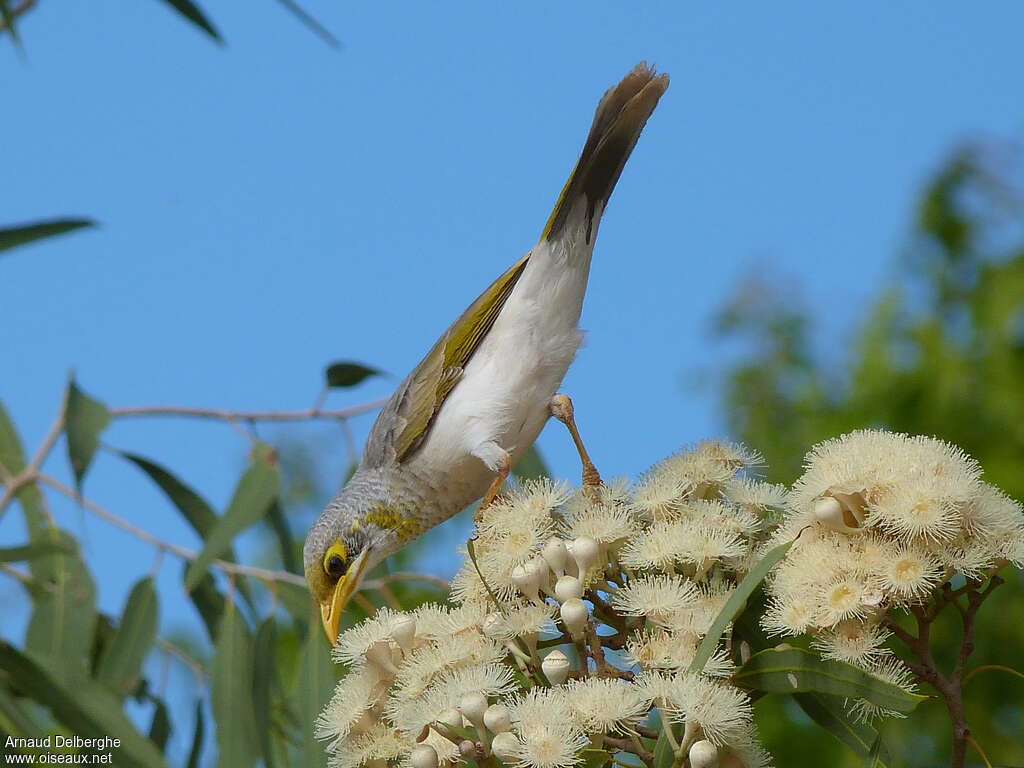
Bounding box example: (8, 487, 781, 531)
(604, 735, 653, 768)
(962, 664, 1024, 687)
(362, 571, 450, 593)
(0, 398, 66, 518)
(0, 0, 36, 32)
(109, 399, 386, 424)
(156, 637, 207, 682)
(38, 473, 307, 587)
(0, 562, 32, 586)
(966, 735, 993, 768)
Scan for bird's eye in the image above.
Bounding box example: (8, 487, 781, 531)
(325, 554, 346, 580)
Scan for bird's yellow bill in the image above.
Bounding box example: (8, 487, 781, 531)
(320, 549, 370, 645)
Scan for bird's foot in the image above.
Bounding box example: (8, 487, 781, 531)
(476, 450, 512, 522)
(550, 393, 602, 490)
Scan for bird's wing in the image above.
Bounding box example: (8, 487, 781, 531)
(363, 254, 530, 467)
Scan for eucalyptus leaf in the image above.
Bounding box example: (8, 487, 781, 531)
(185, 699, 205, 768)
(794, 693, 891, 765)
(96, 577, 159, 696)
(0, 685, 45, 741)
(147, 696, 172, 753)
(121, 451, 254, 604)
(291, 608, 335, 768)
(185, 562, 226, 642)
(0, 403, 49, 533)
(324, 361, 382, 389)
(0, 218, 95, 254)
(0, 641, 170, 768)
(185, 443, 280, 591)
(158, 0, 222, 42)
(689, 540, 793, 674)
(212, 600, 258, 767)
(864, 732, 884, 768)
(579, 748, 613, 768)
(0, 541, 73, 562)
(253, 618, 279, 768)
(267, 499, 299, 574)
(733, 647, 926, 714)
(65, 378, 110, 491)
(24, 528, 97, 682)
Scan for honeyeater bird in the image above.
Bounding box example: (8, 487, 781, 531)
(304, 63, 669, 643)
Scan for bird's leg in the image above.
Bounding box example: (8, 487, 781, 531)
(476, 452, 511, 522)
(550, 393, 602, 489)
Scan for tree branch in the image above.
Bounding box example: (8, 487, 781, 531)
(109, 399, 386, 424)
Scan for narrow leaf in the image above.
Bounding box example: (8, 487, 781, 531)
(276, 580, 313, 624)
(291, 606, 335, 768)
(324, 361, 382, 389)
(24, 528, 97, 682)
(147, 696, 172, 752)
(794, 693, 891, 766)
(512, 445, 550, 482)
(121, 451, 254, 604)
(0, 402, 49, 533)
(96, 577, 159, 696)
(185, 443, 280, 591)
(186, 699, 205, 768)
(864, 732, 883, 768)
(0, 218, 95, 254)
(158, 0, 222, 42)
(733, 646, 926, 714)
(0, 641, 170, 768)
(185, 562, 225, 642)
(0, 542, 72, 562)
(65, 378, 110, 491)
(0, 685, 46, 741)
(212, 600, 258, 767)
(267, 499, 299, 573)
(253, 618, 279, 768)
(689, 540, 793, 673)
(579, 748, 612, 768)
(271, 0, 340, 48)
(652, 721, 679, 768)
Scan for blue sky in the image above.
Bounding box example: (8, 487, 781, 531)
(2, 0, 1023, 755)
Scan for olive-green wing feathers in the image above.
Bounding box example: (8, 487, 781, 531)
(363, 255, 530, 466)
(362, 63, 667, 468)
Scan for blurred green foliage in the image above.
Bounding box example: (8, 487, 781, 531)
(714, 142, 1024, 766)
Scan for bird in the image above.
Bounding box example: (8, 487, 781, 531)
(304, 63, 669, 644)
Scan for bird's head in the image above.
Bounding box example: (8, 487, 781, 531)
(303, 495, 375, 646)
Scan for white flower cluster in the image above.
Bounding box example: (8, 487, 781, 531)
(317, 441, 784, 768)
(763, 430, 1024, 720)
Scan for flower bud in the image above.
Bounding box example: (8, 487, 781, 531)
(510, 562, 542, 602)
(411, 744, 439, 768)
(490, 732, 520, 762)
(571, 536, 600, 573)
(688, 740, 718, 768)
(458, 692, 489, 726)
(554, 575, 583, 603)
(459, 740, 478, 760)
(483, 704, 512, 734)
(437, 708, 464, 730)
(541, 648, 571, 685)
(392, 615, 417, 653)
(813, 496, 860, 533)
(542, 537, 568, 577)
(559, 597, 589, 637)
(364, 640, 398, 675)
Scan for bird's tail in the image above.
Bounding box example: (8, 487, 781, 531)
(540, 62, 669, 245)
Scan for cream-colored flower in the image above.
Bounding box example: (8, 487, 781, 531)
(563, 678, 649, 734)
(563, 498, 637, 547)
(878, 544, 942, 600)
(327, 723, 407, 768)
(662, 673, 754, 746)
(333, 608, 404, 667)
(316, 665, 387, 751)
(812, 620, 892, 666)
(610, 574, 700, 627)
(388, 663, 516, 737)
(392, 632, 503, 703)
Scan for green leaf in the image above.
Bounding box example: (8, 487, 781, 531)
(185, 699, 205, 768)
(185, 562, 225, 642)
(291, 606, 335, 768)
(0, 685, 45, 741)
(24, 528, 97, 682)
(271, 0, 340, 48)
(0, 218, 95, 254)
(0, 641, 170, 768)
(253, 618, 279, 768)
(65, 378, 110, 492)
(157, 0, 222, 42)
(0, 0, 21, 47)
(121, 451, 254, 605)
(276, 580, 313, 624)
(212, 600, 258, 768)
(268, 499, 299, 573)
(0, 402, 49, 533)
(794, 693, 891, 766)
(689, 540, 793, 674)
(864, 732, 883, 768)
(652, 723, 678, 768)
(0, 541, 73, 562)
(324, 361, 382, 389)
(579, 748, 612, 768)
(147, 696, 172, 753)
(512, 445, 550, 481)
(96, 577, 159, 696)
(733, 646, 926, 714)
(185, 443, 280, 591)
